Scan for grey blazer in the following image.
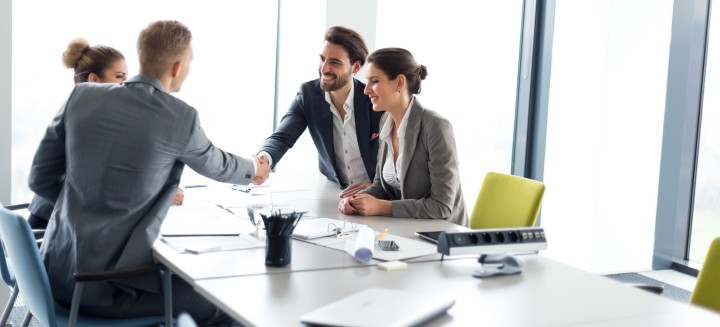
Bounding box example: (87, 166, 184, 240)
(362, 100, 467, 226)
(29, 75, 256, 306)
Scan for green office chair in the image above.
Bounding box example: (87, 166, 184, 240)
(690, 237, 720, 313)
(469, 172, 545, 229)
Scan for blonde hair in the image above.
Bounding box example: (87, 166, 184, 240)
(137, 20, 192, 76)
(62, 38, 124, 83)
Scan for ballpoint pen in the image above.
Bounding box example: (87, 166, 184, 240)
(229, 184, 251, 193)
(184, 184, 207, 188)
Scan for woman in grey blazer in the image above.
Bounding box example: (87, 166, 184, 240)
(338, 48, 467, 226)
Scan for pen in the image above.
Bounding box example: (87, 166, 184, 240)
(184, 184, 207, 188)
(378, 228, 388, 241)
(229, 184, 251, 193)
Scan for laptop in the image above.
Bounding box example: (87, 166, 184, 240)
(300, 288, 455, 327)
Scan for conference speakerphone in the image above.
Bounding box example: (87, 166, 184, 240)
(437, 227, 547, 256)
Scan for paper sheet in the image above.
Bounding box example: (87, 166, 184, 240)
(162, 199, 254, 236)
(296, 230, 437, 261)
(293, 218, 366, 240)
(160, 235, 265, 254)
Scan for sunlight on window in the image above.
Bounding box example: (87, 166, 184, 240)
(375, 0, 523, 208)
(11, 1, 278, 202)
(543, 0, 672, 273)
(690, 0, 720, 264)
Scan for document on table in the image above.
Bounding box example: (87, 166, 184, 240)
(162, 199, 254, 236)
(201, 182, 310, 209)
(302, 234, 437, 261)
(293, 218, 366, 240)
(160, 235, 265, 254)
(293, 220, 437, 261)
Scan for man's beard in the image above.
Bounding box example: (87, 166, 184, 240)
(320, 70, 352, 91)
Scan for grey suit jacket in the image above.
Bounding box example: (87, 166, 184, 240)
(362, 100, 467, 226)
(29, 75, 256, 306)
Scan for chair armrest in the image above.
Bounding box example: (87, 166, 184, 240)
(69, 264, 173, 327)
(32, 229, 45, 240)
(74, 263, 163, 283)
(3, 203, 29, 211)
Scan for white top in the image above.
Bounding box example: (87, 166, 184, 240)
(380, 97, 415, 191)
(325, 82, 370, 186)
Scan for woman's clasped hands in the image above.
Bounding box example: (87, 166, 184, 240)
(338, 194, 391, 216)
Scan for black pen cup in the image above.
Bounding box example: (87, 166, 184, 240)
(265, 235, 292, 267)
(261, 209, 303, 267)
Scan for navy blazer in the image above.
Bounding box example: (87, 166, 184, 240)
(260, 78, 384, 187)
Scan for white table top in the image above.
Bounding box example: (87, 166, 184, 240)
(154, 173, 467, 280)
(155, 172, 720, 326)
(193, 255, 720, 327)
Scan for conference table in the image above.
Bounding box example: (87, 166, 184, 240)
(153, 172, 720, 326)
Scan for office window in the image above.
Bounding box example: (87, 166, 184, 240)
(689, 1, 720, 264)
(542, 0, 673, 272)
(375, 0, 524, 207)
(268, 0, 328, 177)
(11, 1, 278, 202)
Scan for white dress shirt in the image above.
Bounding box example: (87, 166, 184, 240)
(381, 97, 415, 191)
(325, 82, 370, 186)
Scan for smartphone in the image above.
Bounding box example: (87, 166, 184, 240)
(415, 231, 444, 244)
(377, 240, 400, 251)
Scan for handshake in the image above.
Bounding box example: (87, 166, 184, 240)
(252, 154, 272, 185)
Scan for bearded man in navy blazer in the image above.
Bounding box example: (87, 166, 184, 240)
(258, 26, 384, 195)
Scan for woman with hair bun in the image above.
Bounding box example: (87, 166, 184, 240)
(338, 48, 467, 226)
(27, 39, 129, 229)
(62, 38, 127, 83)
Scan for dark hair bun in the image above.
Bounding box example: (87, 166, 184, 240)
(62, 38, 90, 69)
(418, 64, 428, 80)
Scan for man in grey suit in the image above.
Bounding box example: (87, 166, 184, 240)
(29, 20, 267, 325)
(257, 26, 384, 193)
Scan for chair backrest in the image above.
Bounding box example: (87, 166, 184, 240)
(0, 207, 57, 327)
(690, 237, 720, 313)
(470, 172, 545, 229)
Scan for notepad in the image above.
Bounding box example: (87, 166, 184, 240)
(300, 288, 455, 327)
